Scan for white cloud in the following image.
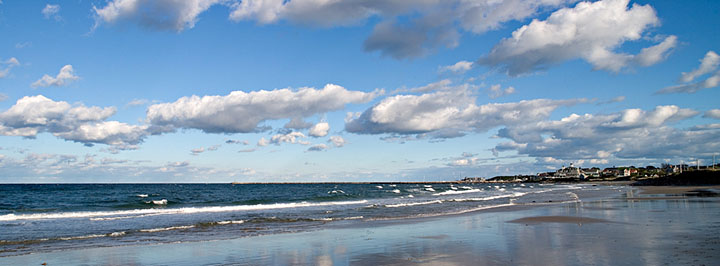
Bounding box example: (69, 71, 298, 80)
(190, 144, 221, 155)
(93, 0, 222, 32)
(705, 109, 720, 119)
(191, 147, 205, 155)
(269, 131, 309, 145)
(681, 51, 720, 83)
(147, 84, 379, 134)
(479, 0, 674, 76)
(0, 93, 7, 102)
(328, 136, 346, 147)
(657, 71, 720, 94)
(307, 143, 328, 152)
(308, 122, 329, 137)
(42, 4, 61, 20)
(230, 0, 569, 59)
(450, 157, 478, 166)
(31, 65, 79, 88)
(257, 137, 269, 147)
(0, 57, 20, 78)
(439, 60, 474, 74)
(90, 0, 574, 59)
(635, 35, 677, 67)
(494, 105, 710, 160)
(658, 50, 720, 94)
(0, 95, 147, 149)
(346, 83, 583, 138)
(487, 84, 516, 99)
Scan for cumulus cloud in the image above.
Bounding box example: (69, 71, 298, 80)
(230, 0, 568, 59)
(705, 109, 720, 119)
(494, 105, 711, 161)
(479, 0, 675, 76)
(658, 51, 720, 94)
(93, 0, 221, 32)
(147, 84, 379, 134)
(0, 57, 20, 78)
(308, 122, 329, 137)
(487, 84, 516, 99)
(328, 136, 346, 147)
(0, 95, 147, 149)
(31, 65, 79, 88)
(42, 4, 61, 20)
(439, 60, 474, 74)
(346, 83, 583, 138)
(269, 131, 309, 145)
(91, 0, 573, 59)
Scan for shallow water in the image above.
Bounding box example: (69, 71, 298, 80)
(0, 183, 620, 256)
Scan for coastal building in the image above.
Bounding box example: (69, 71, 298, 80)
(582, 168, 601, 178)
(555, 163, 583, 179)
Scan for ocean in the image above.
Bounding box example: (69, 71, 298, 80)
(0, 183, 616, 257)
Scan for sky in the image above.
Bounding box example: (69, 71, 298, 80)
(0, 0, 718, 183)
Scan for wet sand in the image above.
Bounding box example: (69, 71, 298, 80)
(3, 185, 720, 265)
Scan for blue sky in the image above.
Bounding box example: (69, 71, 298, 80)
(0, 0, 718, 182)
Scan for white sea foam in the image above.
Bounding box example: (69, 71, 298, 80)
(424, 188, 436, 192)
(109, 231, 126, 237)
(450, 192, 527, 202)
(0, 200, 369, 221)
(391, 189, 401, 194)
(139, 225, 195, 233)
(407, 195, 414, 198)
(137, 194, 149, 198)
(151, 199, 168, 205)
(433, 189, 482, 196)
(57, 234, 106, 241)
(216, 220, 245, 225)
(423, 185, 432, 188)
(460, 186, 473, 190)
(385, 200, 442, 208)
(375, 186, 383, 189)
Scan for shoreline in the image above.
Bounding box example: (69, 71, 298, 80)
(3, 184, 719, 265)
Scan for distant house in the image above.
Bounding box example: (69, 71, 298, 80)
(582, 168, 601, 178)
(623, 168, 638, 177)
(602, 167, 621, 177)
(556, 163, 583, 179)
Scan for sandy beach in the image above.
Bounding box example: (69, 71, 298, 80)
(2, 185, 719, 266)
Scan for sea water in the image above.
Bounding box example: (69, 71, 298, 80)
(0, 183, 612, 256)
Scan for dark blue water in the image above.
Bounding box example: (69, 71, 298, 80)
(0, 183, 613, 256)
